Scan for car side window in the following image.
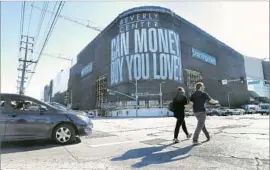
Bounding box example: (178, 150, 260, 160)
(10, 97, 48, 113)
(1, 98, 4, 108)
(0, 96, 5, 112)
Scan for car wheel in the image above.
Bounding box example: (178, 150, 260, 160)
(53, 124, 76, 145)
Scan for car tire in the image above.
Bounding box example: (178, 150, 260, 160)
(53, 124, 76, 145)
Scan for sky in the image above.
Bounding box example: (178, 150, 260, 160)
(1, 1, 269, 100)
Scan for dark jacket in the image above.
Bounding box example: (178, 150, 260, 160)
(172, 95, 188, 118)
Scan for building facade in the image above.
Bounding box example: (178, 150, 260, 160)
(63, 6, 249, 110)
(244, 56, 270, 100)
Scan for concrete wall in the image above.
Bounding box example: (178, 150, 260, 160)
(244, 56, 264, 80)
(262, 61, 270, 82)
(43, 85, 50, 102)
(245, 58, 270, 98)
(52, 67, 70, 97)
(108, 108, 173, 117)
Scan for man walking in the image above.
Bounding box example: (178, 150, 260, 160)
(189, 82, 219, 145)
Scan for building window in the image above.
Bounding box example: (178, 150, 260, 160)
(185, 69, 202, 96)
(149, 100, 159, 108)
(95, 74, 108, 109)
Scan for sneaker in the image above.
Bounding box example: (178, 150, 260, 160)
(193, 140, 199, 145)
(187, 133, 192, 139)
(173, 138, 180, 143)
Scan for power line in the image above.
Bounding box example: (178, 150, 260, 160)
(24, 2, 60, 91)
(33, 1, 49, 48)
(32, 52, 73, 62)
(20, 2, 25, 36)
(31, 4, 102, 32)
(26, 1, 65, 91)
(27, 2, 35, 36)
(39, 2, 58, 49)
(21, 2, 25, 35)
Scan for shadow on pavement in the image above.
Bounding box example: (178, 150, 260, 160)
(131, 145, 193, 168)
(111, 143, 175, 161)
(111, 142, 194, 168)
(0, 138, 81, 154)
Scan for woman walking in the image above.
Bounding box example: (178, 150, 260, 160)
(172, 87, 192, 143)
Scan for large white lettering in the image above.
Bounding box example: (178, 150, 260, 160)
(126, 55, 133, 81)
(169, 30, 176, 55)
(158, 29, 169, 53)
(166, 54, 174, 80)
(148, 28, 158, 53)
(153, 53, 160, 79)
(134, 29, 147, 53)
(118, 57, 124, 82)
(160, 53, 167, 80)
(141, 53, 150, 79)
(173, 55, 179, 81)
(111, 38, 116, 61)
(120, 32, 129, 56)
(115, 35, 120, 58)
(134, 54, 142, 80)
(110, 14, 183, 85)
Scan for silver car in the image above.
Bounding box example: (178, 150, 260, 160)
(0, 93, 93, 145)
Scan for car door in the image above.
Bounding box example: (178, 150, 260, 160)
(0, 95, 8, 138)
(5, 96, 51, 140)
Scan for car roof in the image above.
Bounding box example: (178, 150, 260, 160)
(0, 93, 53, 108)
(0, 93, 39, 101)
(1, 93, 30, 98)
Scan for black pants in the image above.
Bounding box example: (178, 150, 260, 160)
(174, 117, 189, 139)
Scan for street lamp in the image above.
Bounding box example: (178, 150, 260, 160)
(129, 80, 138, 117)
(159, 82, 165, 108)
(227, 92, 232, 108)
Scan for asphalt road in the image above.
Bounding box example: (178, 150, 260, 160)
(0, 114, 269, 170)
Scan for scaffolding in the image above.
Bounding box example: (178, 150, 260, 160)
(95, 74, 108, 109)
(185, 69, 202, 96)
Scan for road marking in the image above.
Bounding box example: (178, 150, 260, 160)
(89, 137, 166, 148)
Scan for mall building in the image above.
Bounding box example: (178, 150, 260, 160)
(42, 6, 257, 111)
(244, 56, 270, 103)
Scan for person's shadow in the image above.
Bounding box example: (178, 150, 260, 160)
(111, 141, 195, 168)
(131, 145, 193, 168)
(111, 143, 175, 161)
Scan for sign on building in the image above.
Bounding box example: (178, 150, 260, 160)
(248, 80, 260, 85)
(192, 48, 216, 65)
(81, 62, 93, 77)
(110, 12, 183, 85)
(222, 79, 228, 85)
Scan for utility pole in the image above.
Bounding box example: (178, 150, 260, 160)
(18, 35, 35, 94)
